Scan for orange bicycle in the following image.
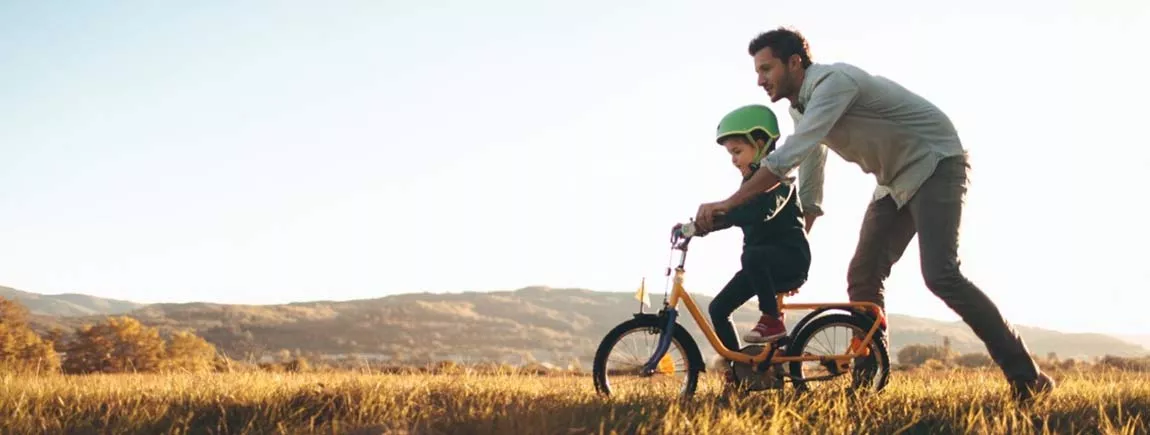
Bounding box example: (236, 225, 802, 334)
(592, 219, 890, 398)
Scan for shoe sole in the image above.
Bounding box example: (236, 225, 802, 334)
(743, 333, 786, 344)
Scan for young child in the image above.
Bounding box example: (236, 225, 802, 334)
(697, 104, 812, 355)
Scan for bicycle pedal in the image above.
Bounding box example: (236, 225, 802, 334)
(754, 345, 780, 373)
(820, 359, 843, 375)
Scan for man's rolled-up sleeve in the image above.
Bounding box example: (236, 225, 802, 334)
(797, 142, 827, 217)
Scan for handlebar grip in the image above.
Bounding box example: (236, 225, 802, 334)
(675, 214, 729, 238)
(678, 222, 698, 238)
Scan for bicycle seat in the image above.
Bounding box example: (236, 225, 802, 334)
(773, 276, 806, 295)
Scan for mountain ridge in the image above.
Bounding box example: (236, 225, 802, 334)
(0, 285, 146, 317)
(5, 284, 1145, 366)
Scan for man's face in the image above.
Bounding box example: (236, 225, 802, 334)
(753, 47, 798, 103)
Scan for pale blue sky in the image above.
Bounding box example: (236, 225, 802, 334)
(1, 1, 1147, 335)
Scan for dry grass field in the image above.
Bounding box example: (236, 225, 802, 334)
(1, 368, 1147, 434)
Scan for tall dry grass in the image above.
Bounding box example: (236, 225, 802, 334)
(0, 368, 1146, 434)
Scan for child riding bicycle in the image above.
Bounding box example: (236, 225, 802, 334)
(692, 104, 812, 380)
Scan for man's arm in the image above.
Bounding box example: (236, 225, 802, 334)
(759, 71, 859, 200)
(698, 70, 859, 230)
(797, 138, 827, 233)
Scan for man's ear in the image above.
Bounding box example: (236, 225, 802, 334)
(789, 54, 803, 69)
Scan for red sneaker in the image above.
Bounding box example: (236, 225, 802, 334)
(743, 314, 787, 343)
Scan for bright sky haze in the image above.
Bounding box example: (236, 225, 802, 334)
(2, 1, 1148, 335)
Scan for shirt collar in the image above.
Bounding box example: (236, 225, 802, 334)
(789, 63, 825, 114)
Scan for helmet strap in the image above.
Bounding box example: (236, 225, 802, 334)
(750, 134, 779, 165)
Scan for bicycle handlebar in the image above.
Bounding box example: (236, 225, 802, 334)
(670, 221, 699, 252)
(668, 213, 734, 267)
(673, 221, 697, 239)
(671, 213, 729, 241)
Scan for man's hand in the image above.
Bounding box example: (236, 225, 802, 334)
(804, 214, 817, 233)
(695, 200, 731, 233)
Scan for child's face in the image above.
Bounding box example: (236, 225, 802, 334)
(721, 136, 759, 177)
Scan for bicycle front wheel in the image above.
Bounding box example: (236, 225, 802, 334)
(592, 315, 703, 399)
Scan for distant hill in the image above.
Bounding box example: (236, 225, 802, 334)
(0, 285, 146, 317)
(1119, 334, 1150, 350)
(17, 286, 1146, 367)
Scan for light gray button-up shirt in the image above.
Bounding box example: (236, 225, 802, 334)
(761, 62, 967, 216)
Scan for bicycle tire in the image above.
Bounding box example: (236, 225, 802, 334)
(592, 314, 705, 398)
(785, 313, 891, 393)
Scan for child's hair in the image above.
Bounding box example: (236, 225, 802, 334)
(748, 130, 778, 156)
(727, 131, 778, 165)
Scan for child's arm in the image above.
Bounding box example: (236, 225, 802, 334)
(698, 216, 735, 236)
(719, 184, 796, 227)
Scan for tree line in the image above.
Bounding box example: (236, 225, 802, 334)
(1, 297, 219, 374)
(896, 336, 1150, 372)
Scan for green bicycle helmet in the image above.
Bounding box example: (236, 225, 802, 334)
(715, 104, 781, 164)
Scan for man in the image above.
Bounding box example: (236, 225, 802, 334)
(694, 27, 1054, 401)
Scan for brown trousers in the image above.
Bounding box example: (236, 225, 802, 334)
(846, 154, 1040, 382)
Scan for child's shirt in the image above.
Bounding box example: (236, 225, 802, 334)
(714, 169, 810, 252)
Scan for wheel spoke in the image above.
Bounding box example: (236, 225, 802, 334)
(786, 314, 890, 394)
(594, 320, 699, 398)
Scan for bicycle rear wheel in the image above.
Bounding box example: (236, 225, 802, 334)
(785, 313, 890, 394)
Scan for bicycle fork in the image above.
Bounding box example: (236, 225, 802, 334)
(640, 309, 679, 375)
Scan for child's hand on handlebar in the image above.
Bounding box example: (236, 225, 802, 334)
(695, 201, 731, 233)
(672, 221, 705, 239)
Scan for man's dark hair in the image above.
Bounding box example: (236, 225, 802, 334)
(748, 27, 812, 68)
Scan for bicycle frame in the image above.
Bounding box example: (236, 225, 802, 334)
(640, 224, 886, 375)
